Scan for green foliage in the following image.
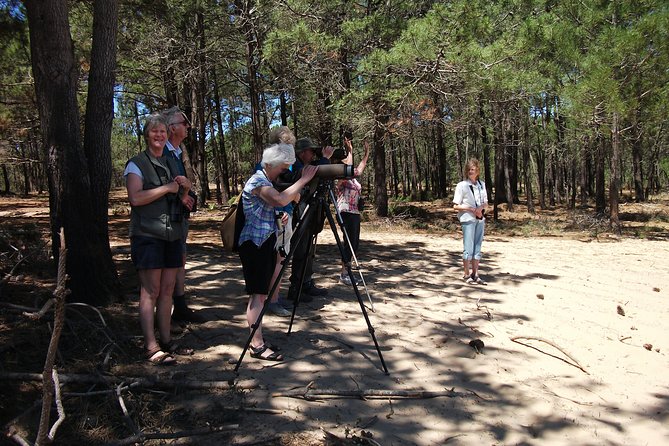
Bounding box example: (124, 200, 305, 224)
(2, 0, 669, 208)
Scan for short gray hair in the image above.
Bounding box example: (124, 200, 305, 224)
(162, 106, 182, 124)
(262, 143, 296, 168)
(142, 113, 168, 143)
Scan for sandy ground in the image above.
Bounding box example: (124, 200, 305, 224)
(107, 223, 669, 446)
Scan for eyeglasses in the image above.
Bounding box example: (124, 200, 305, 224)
(172, 115, 191, 127)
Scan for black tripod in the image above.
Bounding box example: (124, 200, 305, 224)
(234, 178, 389, 374)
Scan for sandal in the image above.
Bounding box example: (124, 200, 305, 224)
(145, 347, 176, 366)
(160, 340, 194, 356)
(462, 274, 471, 282)
(263, 339, 281, 352)
(466, 276, 476, 284)
(474, 276, 487, 285)
(250, 343, 283, 362)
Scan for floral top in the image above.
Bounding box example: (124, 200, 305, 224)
(239, 171, 276, 247)
(336, 178, 362, 214)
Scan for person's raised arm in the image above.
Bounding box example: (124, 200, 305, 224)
(354, 140, 370, 176)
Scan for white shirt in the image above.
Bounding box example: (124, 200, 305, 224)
(453, 179, 487, 223)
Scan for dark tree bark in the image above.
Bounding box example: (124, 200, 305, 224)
(435, 121, 446, 198)
(194, 10, 209, 204)
(25, 0, 119, 304)
(409, 123, 418, 200)
(373, 103, 389, 217)
(579, 136, 590, 207)
(212, 68, 230, 201)
(279, 91, 288, 126)
(479, 100, 492, 210)
(1, 164, 9, 193)
(82, 0, 121, 299)
(390, 137, 399, 197)
(595, 131, 607, 214)
(523, 112, 535, 213)
(609, 112, 621, 232)
(631, 112, 645, 202)
(235, 1, 264, 161)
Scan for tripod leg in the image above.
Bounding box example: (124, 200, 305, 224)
(324, 188, 389, 374)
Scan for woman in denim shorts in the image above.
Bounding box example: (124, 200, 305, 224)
(453, 158, 488, 285)
(124, 114, 192, 365)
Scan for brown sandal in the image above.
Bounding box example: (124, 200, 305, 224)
(145, 347, 176, 366)
(160, 341, 194, 356)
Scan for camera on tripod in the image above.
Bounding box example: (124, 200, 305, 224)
(275, 163, 355, 191)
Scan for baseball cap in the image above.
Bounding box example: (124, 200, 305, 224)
(295, 137, 320, 153)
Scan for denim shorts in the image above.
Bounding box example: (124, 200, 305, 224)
(131, 236, 183, 270)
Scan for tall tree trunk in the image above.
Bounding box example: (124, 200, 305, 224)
(609, 112, 621, 232)
(133, 99, 143, 152)
(82, 0, 121, 300)
(2, 165, 9, 193)
(479, 100, 492, 208)
(523, 112, 535, 213)
(194, 10, 209, 203)
(212, 68, 230, 201)
(631, 109, 645, 202)
(409, 123, 418, 200)
(280, 91, 288, 126)
(435, 121, 446, 198)
(595, 131, 607, 214)
(373, 102, 389, 217)
(235, 1, 264, 161)
(25, 0, 118, 304)
(579, 136, 590, 207)
(390, 137, 399, 197)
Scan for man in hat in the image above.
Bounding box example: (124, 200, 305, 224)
(286, 137, 334, 302)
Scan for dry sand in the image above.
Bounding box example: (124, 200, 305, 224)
(135, 226, 669, 445)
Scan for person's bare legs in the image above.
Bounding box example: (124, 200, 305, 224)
(462, 259, 471, 279)
(157, 267, 178, 344)
(247, 294, 266, 347)
(269, 255, 284, 304)
(174, 260, 185, 297)
(138, 269, 162, 353)
(246, 294, 281, 359)
(470, 259, 479, 278)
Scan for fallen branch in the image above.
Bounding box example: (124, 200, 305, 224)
(0, 372, 258, 391)
(36, 228, 69, 446)
(510, 336, 589, 374)
(47, 369, 66, 441)
(104, 424, 239, 446)
(272, 388, 476, 400)
(476, 298, 493, 321)
(116, 382, 140, 436)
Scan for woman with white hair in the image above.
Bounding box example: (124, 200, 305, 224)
(238, 143, 318, 361)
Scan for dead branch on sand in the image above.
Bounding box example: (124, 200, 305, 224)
(272, 387, 479, 400)
(510, 335, 589, 374)
(0, 371, 258, 391)
(103, 424, 239, 446)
